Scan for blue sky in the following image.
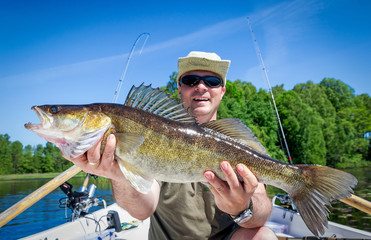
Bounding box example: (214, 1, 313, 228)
(1, 0, 370, 147)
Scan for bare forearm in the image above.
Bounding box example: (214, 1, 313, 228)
(239, 184, 272, 228)
(111, 178, 160, 220)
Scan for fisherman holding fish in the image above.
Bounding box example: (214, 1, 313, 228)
(66, 51, 277, 239)
(26, 49, 358, 238)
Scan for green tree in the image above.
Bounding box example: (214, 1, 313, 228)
(20, 145, 37, 173)
(218, 80, 248, 121)
(293, 81, 337, 166)
(51, 144, 71, 172)
(0, 134, 12, 174)
(354, 94, 371, 161)
(41, 142, 56, 173)
(33, 144, 44, 173)
(319, 78, 370, 167)
(161, 72, 180, 101)
(320, 78, 355, 111)
(10, 141, 24, 173)
(353, 94, 371, 139)
(277, 90, 326, 165)
(335, 107, 369, 168)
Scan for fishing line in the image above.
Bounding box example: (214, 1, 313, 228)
(112, 32, 150, 103)
(247, 17, 292, 164)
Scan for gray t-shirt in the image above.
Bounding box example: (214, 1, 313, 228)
(148, 182, 236, 240)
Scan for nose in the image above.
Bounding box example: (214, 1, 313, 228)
(194, 80, 208, 91)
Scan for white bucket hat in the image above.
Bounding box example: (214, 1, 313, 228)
(177, 51, 230, 87)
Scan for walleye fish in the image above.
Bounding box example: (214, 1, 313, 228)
(25, 84, 357, 237)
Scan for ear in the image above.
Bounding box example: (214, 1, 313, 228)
(178, 85, 182, 98)
(220, 86, 226, 99)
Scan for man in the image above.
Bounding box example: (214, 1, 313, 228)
(68, 51, 277, 239)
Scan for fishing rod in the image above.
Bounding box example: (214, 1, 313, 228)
(112, 32, 150, 103)
(246, 17, 371, 216)
(247, 17, 293, 164)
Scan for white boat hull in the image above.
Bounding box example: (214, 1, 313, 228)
(22, 203, 371, 239)
(267, 205, 371, 238)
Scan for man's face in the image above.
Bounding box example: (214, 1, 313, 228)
(178, 70, 226, 123)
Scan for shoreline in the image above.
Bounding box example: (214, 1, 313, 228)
(0, 171, 86, 181)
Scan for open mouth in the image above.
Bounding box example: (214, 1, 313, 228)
(25, 106, 50, 130)
(193, 97, 209, 102)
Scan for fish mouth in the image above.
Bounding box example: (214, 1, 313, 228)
(25, 106, 52, 130)
(25, 105, 89, 132)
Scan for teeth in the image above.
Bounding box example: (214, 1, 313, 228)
(194, 98, 208, 101)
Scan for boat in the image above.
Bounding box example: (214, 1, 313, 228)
(20, 177, 371, 240)
(21, 201, 371, 240)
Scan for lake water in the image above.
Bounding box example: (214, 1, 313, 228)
(0, 176, 114, 239)
(0, 168, 370, 239)
(327, 167, 371, 231)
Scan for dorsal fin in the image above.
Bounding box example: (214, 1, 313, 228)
(201, 118, 268, 155)
(125, 84, 197, 124)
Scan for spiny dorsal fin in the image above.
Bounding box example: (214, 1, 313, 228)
(125, 84, 197, 124)
(201, 118, 268, 155)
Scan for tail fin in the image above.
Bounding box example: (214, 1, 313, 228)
(288, 165, 357, 237)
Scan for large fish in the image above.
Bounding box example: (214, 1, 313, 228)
(25, 84, 357, 237)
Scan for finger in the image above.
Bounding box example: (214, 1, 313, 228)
(101, 134, 116, 165)
(236, 164, 258, 193)
(220, 161, 241, 190)
(204, 170, 229, 195)
(86, 137, 103, 166)
(204, 171, 221, 197)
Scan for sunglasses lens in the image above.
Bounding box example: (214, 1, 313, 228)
(204, 76, 223, 87)
(180, 75, 223, 88)
(180, 75, 200, 86)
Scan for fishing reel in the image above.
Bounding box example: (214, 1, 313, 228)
(273, 194, 297, 212)
(59, 173, 106, 221)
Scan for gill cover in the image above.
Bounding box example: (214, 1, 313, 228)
(26, 105, 112, 159)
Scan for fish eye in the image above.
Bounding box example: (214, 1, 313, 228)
(50, 106, 59, 114)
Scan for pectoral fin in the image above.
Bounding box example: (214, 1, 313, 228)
(115, 132, 145, 155)
(117, 158, 154, 194)
(115, 132, 152, 194)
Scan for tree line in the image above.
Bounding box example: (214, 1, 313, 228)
(164, 73, 370, 168)
(0, 75, 370, 175)
(0, 136, 72, 174)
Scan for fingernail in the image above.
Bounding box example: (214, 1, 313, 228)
(204, 173, 212, 180)
(237, 164, 244, 172)
(221, 162, 229, 171)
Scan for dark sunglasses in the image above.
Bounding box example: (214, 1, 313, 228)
(180, 75, 223, 88)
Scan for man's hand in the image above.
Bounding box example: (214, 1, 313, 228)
(64, 134, 124, 182)
(63, 134, 160, 220)
(204, 161, 272, 228)
(204, 161, 257, 217)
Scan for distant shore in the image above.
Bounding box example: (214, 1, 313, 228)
(0, 172, 86, 180)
